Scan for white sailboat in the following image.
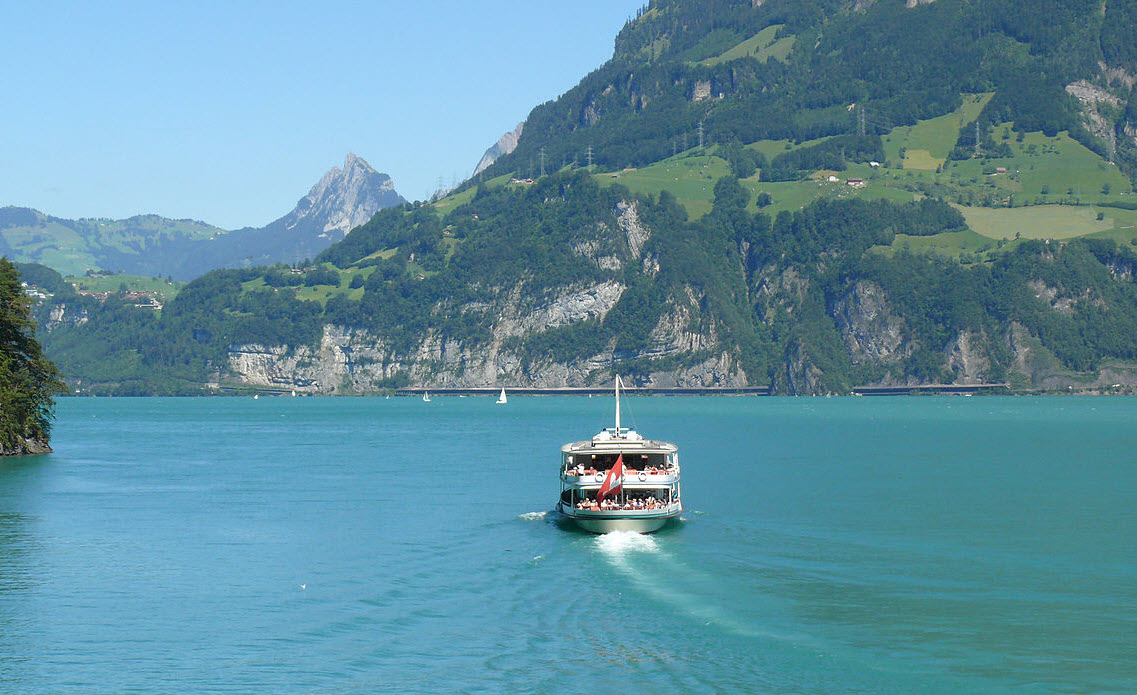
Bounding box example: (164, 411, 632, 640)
(496, 387, 508, 405)
(422, 390, 431, 402)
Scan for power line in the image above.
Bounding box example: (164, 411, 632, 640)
(854, 106, 890, 136)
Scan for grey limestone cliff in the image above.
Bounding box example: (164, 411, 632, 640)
(223, 195, 749, 393)
(474, 123, 525, 176)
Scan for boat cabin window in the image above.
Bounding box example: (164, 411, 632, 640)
(561, 487, 674, 507)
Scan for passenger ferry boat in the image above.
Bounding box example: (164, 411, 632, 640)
(556, 377, 682, 534)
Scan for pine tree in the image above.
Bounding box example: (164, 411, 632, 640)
(0, 257, 66, 455)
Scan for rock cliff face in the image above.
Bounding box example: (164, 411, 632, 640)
(833, 281, 909, 364)
(227, 312, 748, 393)
(0, 436, 51, 456)
(474, 123, 525, 176)
(44, 303, 89, 331)
(944, 330, 992, 384)
(1066, 80, 1124, 145)
(226, 275, 743, 392)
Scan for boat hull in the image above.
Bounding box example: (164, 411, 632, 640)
(556, 503, 680, 534)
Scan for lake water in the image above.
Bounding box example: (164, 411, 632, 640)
(1, 396, 1135, 694)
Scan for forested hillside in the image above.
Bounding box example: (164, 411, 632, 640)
(489, 0, 1137, 182)
(24, 0, 1137, 395)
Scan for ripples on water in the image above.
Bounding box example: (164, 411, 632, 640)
(0, 396, 1135, 694)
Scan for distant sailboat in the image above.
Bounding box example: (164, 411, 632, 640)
(423, 391, 431, 402)
(496, 388, 508, 405)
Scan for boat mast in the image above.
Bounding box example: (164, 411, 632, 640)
(614, 375, 622, 435)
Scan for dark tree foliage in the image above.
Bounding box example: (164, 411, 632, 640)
(0, 258, 65, 451)
(762, 136, 885, 181)
(304, 266, 341, 287)
(754, 198, 965, 267)
(14, 263, 74, 296)
(720, 143, 766, 179)
(1102, 0, 1137, 70)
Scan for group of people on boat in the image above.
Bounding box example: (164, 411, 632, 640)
(573, 493, 671, 512)
(563, 464, 674, 478)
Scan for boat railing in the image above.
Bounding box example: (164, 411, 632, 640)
(562, 466, 679, 481)
(563, 499, 681, 514)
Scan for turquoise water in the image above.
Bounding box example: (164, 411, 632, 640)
(1, 396, 1135, 694)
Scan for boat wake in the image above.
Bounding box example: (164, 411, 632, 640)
(517, 511, 548, 521)
(595, 531, 814, 646)
(594, 530, 660, 555)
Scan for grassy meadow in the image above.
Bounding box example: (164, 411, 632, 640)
(426, 92, 1137, 266)
(882, 93, 993, 169)
(68, 273, 185, 301)
(699, 24, 795, 66)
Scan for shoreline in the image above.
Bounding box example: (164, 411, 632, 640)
(59, 383, 1137, 397)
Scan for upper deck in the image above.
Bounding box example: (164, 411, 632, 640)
(560, 427, 678, 456)
(560, 427, 679, 481)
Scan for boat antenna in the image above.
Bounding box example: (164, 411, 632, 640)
(615, 375, 622, 435)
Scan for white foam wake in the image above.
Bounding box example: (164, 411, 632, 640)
(518, 511, 548, 521)
(594, 530, 659, 555)
(594, 531, 811, 645)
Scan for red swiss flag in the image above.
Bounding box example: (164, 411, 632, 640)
(596, 454, 624, 505)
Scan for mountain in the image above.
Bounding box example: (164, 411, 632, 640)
(26, 0, 1137, 396)
(0, 207, 225, 278)
(484, 0, 1137, 182)
(473, 122, 525, 177)
(164, 153, 407, 279)
(246, 152, 406, 254)
(2, 153, 405, 280)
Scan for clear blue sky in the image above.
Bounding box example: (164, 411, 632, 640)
(1, 1, 645, 229)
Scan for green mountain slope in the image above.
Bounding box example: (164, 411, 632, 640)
(0, 207, 223, 277)
(487, 0, 1137, 183)
(26, 0, 1137, 395)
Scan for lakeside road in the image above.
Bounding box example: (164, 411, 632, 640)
(213, 384, 1020, 397)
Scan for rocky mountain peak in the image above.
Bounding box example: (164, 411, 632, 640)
(283, 153, 406, 238)
(474, 122, 525, 176)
